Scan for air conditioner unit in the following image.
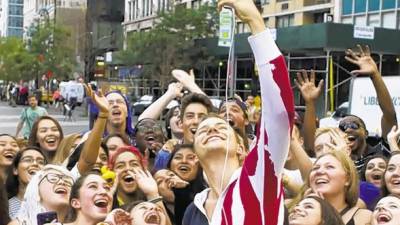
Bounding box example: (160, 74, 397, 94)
(324, 13, 333, 22)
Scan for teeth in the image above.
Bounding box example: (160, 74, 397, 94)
(392, 180, 400, 185)
(146, 136, 155, 141)
(347, 136, 356, 141)
(123, 175, 134, 183)
(179, 165, 189, 172)
(55, 188, 67, 194)
(315, 179, 328, 184)
(190, 128, 197, 134)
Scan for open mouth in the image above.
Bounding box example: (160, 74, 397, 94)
(315, 178, 329, 185)
(145, 136, 155, 142)
(178, 165, 190, 174)
(45, 137, 58, 145)
(391, 179, 400, 186)
(54, 187, 68, 195)
(111, 110, 122, 117)
(27, 168, 39, 175)
(190, 128, 197, 135)
(347, 135, 356, 142)
(144, 212, 161, 224)
(3, 151, 16, 160)
(377, 213, 391, 224)
(123, 174, 135, 184)
(94, 199, 109, 208)
(227, 118, 235, 127)
(372, 174, 382, 181)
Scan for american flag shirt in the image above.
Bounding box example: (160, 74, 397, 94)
(184, 29, 294, 225)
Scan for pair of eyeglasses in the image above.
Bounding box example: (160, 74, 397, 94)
(39, 173, 74, 187)
(339, 122, 360, 131)
(136, 125, 162, 133)
(20, 156, 46, 166)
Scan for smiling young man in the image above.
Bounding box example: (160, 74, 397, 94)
(182, 0, 294, 224)
(180, 93, 214, 144)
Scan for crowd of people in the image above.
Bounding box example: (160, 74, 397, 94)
(0, 0, 399, 224)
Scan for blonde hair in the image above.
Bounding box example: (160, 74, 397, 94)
(312, 151, 359, 207)
(16, 164, 74, 225)
(53, 133, 81, 165)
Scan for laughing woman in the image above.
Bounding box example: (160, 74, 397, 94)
(64, 173, 114, 225)
(28, 116, 64, 163)
(8, 164, 74, 225)
(6, 146, 46, 219)
(0, 134, 21, 181)
(383, 152, 400, 197)
(289, 196, 344, 225)
(306, 150, 371, 225)
(371, 195, 400, 225)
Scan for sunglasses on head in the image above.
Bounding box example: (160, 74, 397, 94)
(339, 122, 360, 131)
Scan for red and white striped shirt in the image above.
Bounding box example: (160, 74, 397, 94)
(189, 29, 294, 225)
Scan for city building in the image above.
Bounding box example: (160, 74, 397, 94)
(0, 0, 23, 37)
(339, 0, 400, 29)
(23, 0, 87, 72)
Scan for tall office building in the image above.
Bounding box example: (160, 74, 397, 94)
(339, 0, 400, 29)
(0, 0, 23, 37)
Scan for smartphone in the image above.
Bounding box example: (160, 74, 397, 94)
(37, 211, 58, 225)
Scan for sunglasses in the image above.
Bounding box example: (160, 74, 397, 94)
(339, 122, 360, 131)
(136, 125, 163, 133)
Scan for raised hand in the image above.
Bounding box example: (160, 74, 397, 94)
(217, 0, 263, 34)
(130, 168, 159, 199)
(294, 70, 324, 103)
(84, 84, 109, 116)
(166, 82, 184, 99)
(103, 208, 132, 225)
(325, 130, 351, 156)
(162, 139, 179, 153)
(172, 69, 195, 89)
(345, 45, 379, 76)
(388, 125, 400, 152)
(166, 175, 189, 189)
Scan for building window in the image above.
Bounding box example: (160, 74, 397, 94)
(368, 0, 380, 11)
(382, 0, 395, 9)
(382, 12, 396, 28)
(368, 13, 380, 26)
(355, 0, 366, 13)
(128, 1, 132, 20)
(342, 0, 353, 15)
(8, 5, 23, 15)
(8, 16, 23, 27)
(276, 14, 294, 28)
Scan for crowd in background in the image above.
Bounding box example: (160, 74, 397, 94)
(0, 0, 399, 224)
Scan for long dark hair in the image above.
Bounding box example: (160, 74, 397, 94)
(291, 196, 344, 225)
(165, 105, 180, 139)
(66, 172, 103, 222)
(28, 116, 64, 151)
(0, 176, 10, 225)
(360, 154, 388, 181)
(382, 152, 400, 196)
(6, 146, 47, 199)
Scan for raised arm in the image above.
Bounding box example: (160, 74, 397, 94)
(171, 69, 206, 95)
(138, 82, 183, 121)
(345, 45, 397, 139)
(294, 70, 324, 155)
(77, 84, 109, 174)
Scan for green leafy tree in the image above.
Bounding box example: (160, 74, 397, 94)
(29, 21, 76, 80)
(118, 4, 218, 91)
(0, 37, 37, 81)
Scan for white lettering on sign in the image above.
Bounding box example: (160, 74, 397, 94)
(354, 26, 375, 39)
(350, 76, 400, 136)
